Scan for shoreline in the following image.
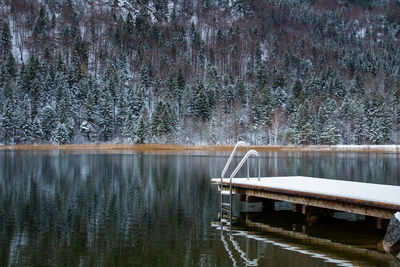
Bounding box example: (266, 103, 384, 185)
(1, 144, 400, 153)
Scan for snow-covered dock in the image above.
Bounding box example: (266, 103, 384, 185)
(211, 176, 400, 219)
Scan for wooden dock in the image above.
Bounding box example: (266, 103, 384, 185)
(212, 176, 400, 220)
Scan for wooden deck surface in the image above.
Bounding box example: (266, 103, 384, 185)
(211, 176, 400, 219)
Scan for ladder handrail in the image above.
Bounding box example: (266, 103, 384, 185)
(227, 150, 260, 218)
(229, 150, 260, 182)
(221, 141, 249, 181)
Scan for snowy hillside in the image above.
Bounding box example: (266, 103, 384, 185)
(0, 0, 400, 145)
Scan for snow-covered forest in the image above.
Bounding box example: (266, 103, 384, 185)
(1, 0, 400, 145)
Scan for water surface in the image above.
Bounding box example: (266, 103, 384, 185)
(1, 150, 399, 266)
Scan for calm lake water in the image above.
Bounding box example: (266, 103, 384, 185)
(1, 150, 400, 266)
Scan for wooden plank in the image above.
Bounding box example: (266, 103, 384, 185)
(212, 177, 400, 210)
(220, 184, 396, 219)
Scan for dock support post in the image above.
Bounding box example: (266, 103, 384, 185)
(302, 205, 323, 215)
(261, 199, 275, 212)
(242, 195, 275, 212)
(377, 218, 390, 230)
(293, 204, 302, 213)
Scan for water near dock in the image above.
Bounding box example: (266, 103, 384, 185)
(1, 150, 400, 266)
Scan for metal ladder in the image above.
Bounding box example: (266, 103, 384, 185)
(220, 141, 249, 226)
(220, 142, 260, 228)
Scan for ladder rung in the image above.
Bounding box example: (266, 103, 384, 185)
(221, 190, 236, 196)
(221, 203, 231, 207)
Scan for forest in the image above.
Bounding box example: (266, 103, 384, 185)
(1, 0, 400, 145)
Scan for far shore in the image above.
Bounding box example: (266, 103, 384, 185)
(1, 144, 400, 153)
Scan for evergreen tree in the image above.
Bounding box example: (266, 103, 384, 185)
(83, 89, 97, 123)
(235, 79, 246, 105)
(209, 116, 217, 144)
(295, 100, 318, 145)
(32, 116, 43, 143)
(136, 111, 148, 144)
(19, 100, 34, 143)
(128, 86, 145, 119)
(122, 108, 135, 143)
(2, 53, 17, 80)
(234, 0, 251, 16)
(0, 21, 11, 63)
(205, 65, 218, 108)
(251, 85, 272, 129)
(52, 122, 70, 144)
(52, 99, 73, 144)
(319, 98, 341, 145)
(1, 100, 15, 144)
(190, 82, 210, 121)
(42, 105, 57, 141)
(99, 90, 114, 141)
(151, 98, 176, 138)
(32, 5, 47, 36)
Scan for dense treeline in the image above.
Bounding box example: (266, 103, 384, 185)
(1, 0, 400, 145)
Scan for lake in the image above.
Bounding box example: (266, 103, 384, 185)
(1, 150, 399, 266)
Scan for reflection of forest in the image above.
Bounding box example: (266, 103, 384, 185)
(1, 151, 399, 266)
(0, 152, 225, 266)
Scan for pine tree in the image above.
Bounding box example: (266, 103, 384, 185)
(42, 105, 57, 141)
(0, 21, 11, 63)
(128, 86, 144, 119)
(126, 13, 134, 34)
(136, 111, 147, 144)
(52, 99, 73, 144)
(234, 0, 251, 16)
(205, 65, 218, 108)
(352, 99, 368, 144)
(319, 98, 341, 145)
(52, 123, 70, 144)
(99, 90, 114, 141)
(151, 98, 176, 138)
(32, 116, 43, 143)
(122, 108, 135, 143)
(173, 69, 186, 115)
(235, 79, 246, 105)
(80, 89, 98, 142)
(209, 116, 217, 144)
(1, 100, 15, 144)
(251, 85, 272, 129)
(296, 100, 318, 145)
(190, 82, 210, 121)
(3, 53, 17, 80)
(19, 100, 34, 143)
(83, 89, 97, 123)
(32, 5, 47, 36)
